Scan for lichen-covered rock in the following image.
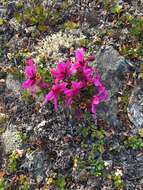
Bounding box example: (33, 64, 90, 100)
(128, 85, 143, 128)
(1, 126, 23, 154)
(21, 151, 45, 184)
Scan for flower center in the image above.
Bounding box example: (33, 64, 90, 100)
(35, 73, 41, 81)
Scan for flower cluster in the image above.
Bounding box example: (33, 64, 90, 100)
(22, 49, 108, 118)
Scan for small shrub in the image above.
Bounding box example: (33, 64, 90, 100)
(22, 49, 108, 118)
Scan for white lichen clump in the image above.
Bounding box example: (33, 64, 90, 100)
(2, 128, 23, 154)
(33, 30, 86, 63)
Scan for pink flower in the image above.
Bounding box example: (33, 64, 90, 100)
(45, 82, 67, 110)
(97, 85, 108, 102)
(82, 66, 93, 82)
(76, 48, 85, 64)
(51, 60, 73, 82)
(91, 84, 108, 116)
(65, 81, 83, 105)
(91, 95, 100, 114)
(94, 70, 102, 87)
(72, 48, 87, 71)
(22, 58, 48, 94)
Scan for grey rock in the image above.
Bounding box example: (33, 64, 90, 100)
(0, 6, 6, 17)
(95, 46, 131, 96)
(6, 74, 21, 96)
(94, 46, 133, 126)
(21, 151, 45, 183)
(128, 85, 143, 128)
(123, 161, 143, 180)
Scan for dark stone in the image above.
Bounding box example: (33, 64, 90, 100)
(94, 46, 134, 127)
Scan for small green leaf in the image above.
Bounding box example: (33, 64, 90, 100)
(112, 5, 122, 14)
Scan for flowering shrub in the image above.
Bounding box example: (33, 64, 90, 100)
(22, 49, 108, 118)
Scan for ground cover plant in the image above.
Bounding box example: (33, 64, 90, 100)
(0, 0, 143, 189)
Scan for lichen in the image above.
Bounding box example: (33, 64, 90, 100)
(32, 30, 86, 64)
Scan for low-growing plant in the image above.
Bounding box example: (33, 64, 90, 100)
(8, 151, 19, 173)
(89, 159, 105, 176)
(124, 136, 143, 150)
(111, 5, 123, 15)
(18, 175, 30, 190)
(112, 173, 124, 190)
(129, 17, 143, 39)
(55, 176, 65, 190)
(14, 0, 72, 33)
(22, 49, 108, 118)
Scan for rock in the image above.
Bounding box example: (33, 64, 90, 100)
(6, 74, 21, 96)
(1, 126, 23, 154)
(94, 46, 133, 126)
(21, 151, 45, 184)
(123, 161, 143, 180)
(95, 46, 133, 96)
(128, 85, 143, 129)
(0, 6, 6, 17)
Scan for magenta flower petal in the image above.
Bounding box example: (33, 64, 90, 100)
(92, 96, 100, 105)
(27, 58, 34, 66)
(82, 66, 93, 81)
(25, 61, 36, 78)
(45, 91, 55, 101)
(76, 48, 84, 63)
(45, 82, 67, 111)
(22, 79, 35, 89)
(54, 97, 58, 111)
(51, 61, 73, 81)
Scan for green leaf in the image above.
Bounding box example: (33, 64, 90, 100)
(112, 5, 122, 14)
(34, 5, 43, 15)
(14, 13, 22, 23)
(37, 24, 48, 32)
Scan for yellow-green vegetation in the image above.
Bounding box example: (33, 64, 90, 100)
(124, 135, 143, 150)
(64, 21, 79, 30)
(7, 151, 20, 173)
(18, 175, 30, 190)
(14, 0, 72, 33)
(0, 18, 6, 26)
(112, 172, 124, 190)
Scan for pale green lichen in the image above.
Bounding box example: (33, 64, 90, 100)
(2, 128, 23, 154)
(32, 30, 86, 64)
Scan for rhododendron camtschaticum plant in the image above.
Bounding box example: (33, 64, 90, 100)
(22, 58, 48, 94)
(22, 49, 108, 118)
